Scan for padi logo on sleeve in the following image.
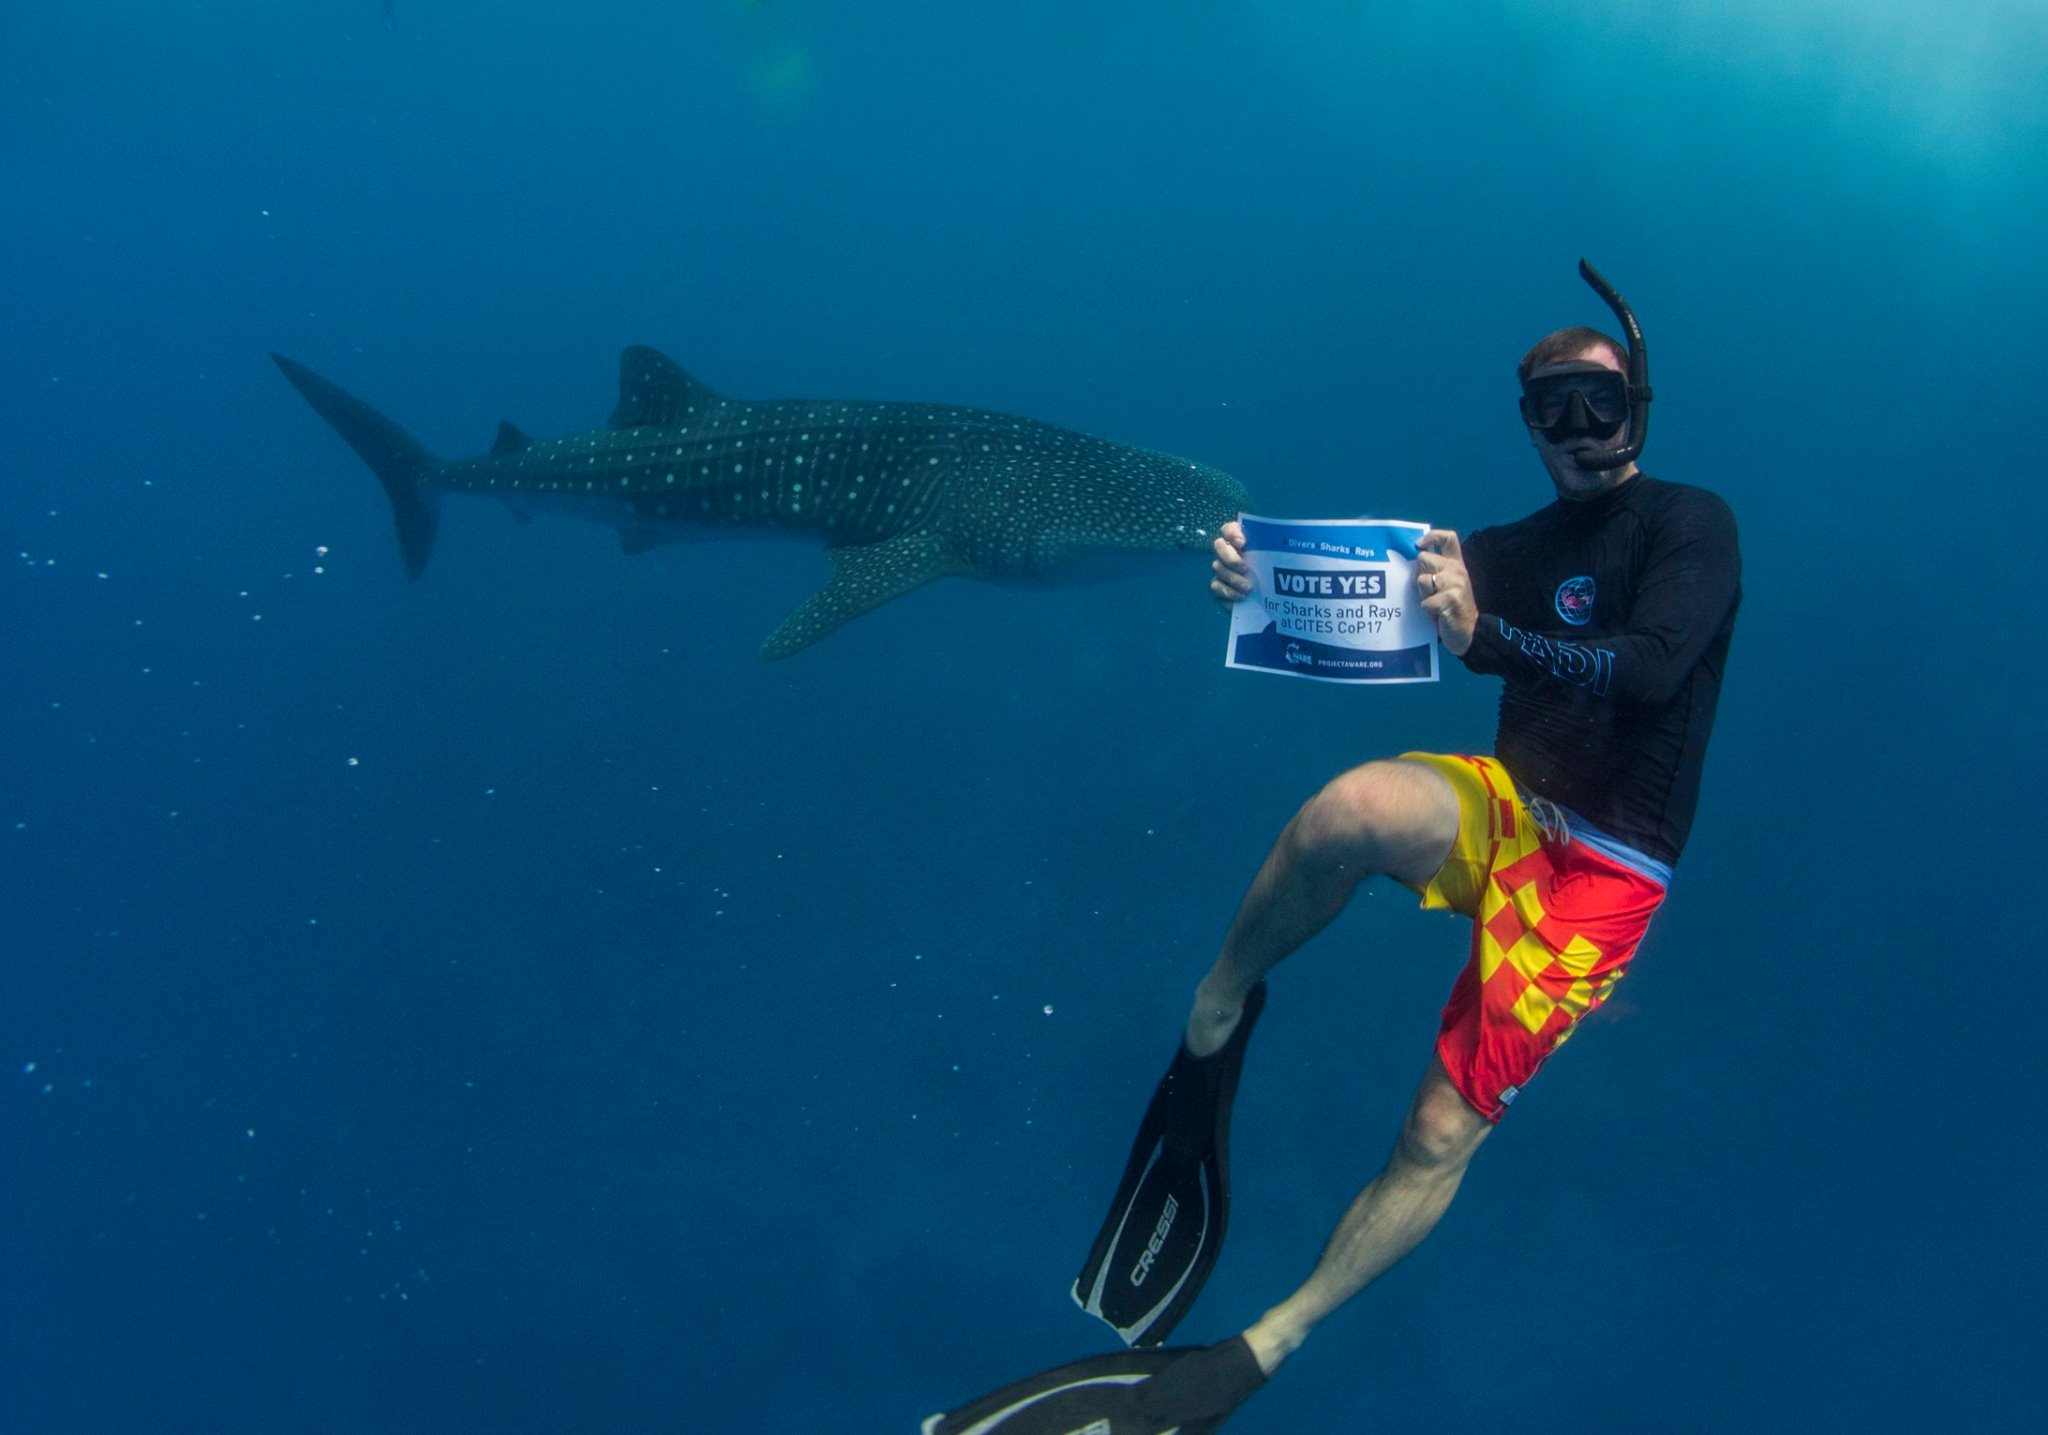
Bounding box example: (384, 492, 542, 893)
(1553, 575, 1596, 626)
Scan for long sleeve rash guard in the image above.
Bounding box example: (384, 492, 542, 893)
(1459, 475, 1741, 868)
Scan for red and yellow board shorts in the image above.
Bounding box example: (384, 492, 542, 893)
(1399, 753, 1668, 1122)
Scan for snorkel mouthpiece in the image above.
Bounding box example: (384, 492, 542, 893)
(1570, 258, 1652, 471)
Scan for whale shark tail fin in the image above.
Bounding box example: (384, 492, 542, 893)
(271, 354, 441, 580)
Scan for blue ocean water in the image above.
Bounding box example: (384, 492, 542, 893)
(4, 3, 2043, 1430)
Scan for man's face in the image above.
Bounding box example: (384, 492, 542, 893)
(1525, 343, 1637, 499)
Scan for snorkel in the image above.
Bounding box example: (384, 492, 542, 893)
(1568, 258, 1652, 471)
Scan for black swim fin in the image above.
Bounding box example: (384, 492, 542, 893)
(922, 1336, 1266, 1435)
(1073, 981, 1267, 1346)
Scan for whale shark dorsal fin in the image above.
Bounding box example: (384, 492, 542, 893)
(492, 420, 533, 454)
(761, 529, 964, 660)
(611, 346, 722, 428)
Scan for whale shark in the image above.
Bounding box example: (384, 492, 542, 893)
(271, 348, 1246, 658)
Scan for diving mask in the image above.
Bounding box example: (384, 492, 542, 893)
(1520, 362, 1628, 442)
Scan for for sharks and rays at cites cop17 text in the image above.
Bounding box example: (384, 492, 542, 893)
(1223, 516, 1437, 684)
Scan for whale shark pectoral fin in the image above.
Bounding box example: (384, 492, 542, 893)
(760, 529, 961, 660)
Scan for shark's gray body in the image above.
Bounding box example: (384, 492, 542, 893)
(272, 347, 1246, 657)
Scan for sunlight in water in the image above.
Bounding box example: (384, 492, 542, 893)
(1252, 0, 2047, 163)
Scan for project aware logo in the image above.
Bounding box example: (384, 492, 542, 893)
(1554, 575, 1596, 626)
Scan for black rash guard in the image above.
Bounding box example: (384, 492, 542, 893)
(1458, 475, 1740, 869)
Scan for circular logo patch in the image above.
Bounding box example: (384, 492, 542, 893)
(1554, 575, 1596, 626)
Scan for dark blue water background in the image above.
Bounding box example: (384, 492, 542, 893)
(5, 3, 2043, 1430)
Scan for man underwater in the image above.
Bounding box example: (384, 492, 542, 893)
(927, 262, 1742, 1433)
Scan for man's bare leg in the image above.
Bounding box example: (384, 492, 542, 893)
(1185, 758, 1460, 1058)
(1241, 1055, 1492, 1371)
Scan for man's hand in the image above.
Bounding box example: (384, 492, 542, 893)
(1210, 519, 1253, 603)
(1417, 529, 1477, 657)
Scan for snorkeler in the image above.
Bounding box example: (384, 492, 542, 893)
(928, 262, 1742, 1432)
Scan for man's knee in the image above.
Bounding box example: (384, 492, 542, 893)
(1289, 760, 1458, 883)
(1394, 1064, 1492, 1174)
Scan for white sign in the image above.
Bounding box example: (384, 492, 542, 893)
(1224, 515, 1439, 684)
